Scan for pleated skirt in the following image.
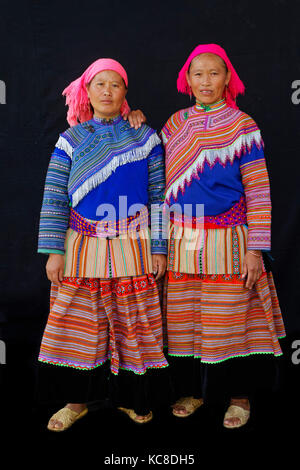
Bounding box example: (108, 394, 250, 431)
(38, 274, 168, 375)
(164, 271, 285, 364)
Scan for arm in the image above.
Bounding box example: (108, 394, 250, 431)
(37, 141, 72, 255)
(240, 146, 271, 252)
(240, 140, 271, 288)
(148, 141, 168, 279)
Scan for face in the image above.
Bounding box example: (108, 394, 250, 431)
(86, 70, 127, 119)
(186, 53, 231, 104)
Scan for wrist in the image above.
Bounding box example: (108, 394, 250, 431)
(248, 250, 261, 258)
(48, 253, 64, 258)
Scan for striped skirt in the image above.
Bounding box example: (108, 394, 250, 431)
(165, 271, 285, 363)
(38, 274, 168, 375)
(164, 221, 286, 363)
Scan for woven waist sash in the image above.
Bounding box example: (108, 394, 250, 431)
(169, 196, 247, 229)
(69, 206, 149, 238)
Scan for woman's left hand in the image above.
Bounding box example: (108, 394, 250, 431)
(123, 109, 147, 129)
(242, 250, 263, 289)
(152, 254, 167, 280)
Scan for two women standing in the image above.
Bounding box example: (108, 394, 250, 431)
(37, 44, 285, 431)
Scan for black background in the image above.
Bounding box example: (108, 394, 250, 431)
(0, 0, 299, 457)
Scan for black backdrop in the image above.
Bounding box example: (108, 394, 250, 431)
(0, 0, 299, 454)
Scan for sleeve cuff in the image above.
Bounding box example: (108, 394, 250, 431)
(38, 249, 65, 255)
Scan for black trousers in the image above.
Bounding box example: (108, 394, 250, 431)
(167, 352, 283, 404)
(36, 361, 171, 415)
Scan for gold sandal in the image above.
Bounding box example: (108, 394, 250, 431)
(172, 396, 203, 418)
(47, 407, 88, 432)
(118, 407, 153, 424)
(223, 405, 250, 429)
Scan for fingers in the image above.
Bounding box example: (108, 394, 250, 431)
(46, 265, 64, 287)
(244, 266, 262, 289)
(47, 269, 62, 287)
(127, 110, 146, 129)
(241, 259, 247, 280)
(152, 255, 167, 280)
(245, 268, 256, 289)
(155, 260, 164, 280)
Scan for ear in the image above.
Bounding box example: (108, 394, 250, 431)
(225, 69, 231, 86)
(185, 70, 191, 87)
(86, 83, 90, 99)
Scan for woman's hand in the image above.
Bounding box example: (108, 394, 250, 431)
(46, 253, 65, 287)
(123, 109, 147, 129)
(242, 250, 263, 289)
(152, 254, 167, 280)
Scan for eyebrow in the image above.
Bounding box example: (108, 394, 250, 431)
(192, 67, 221, 72)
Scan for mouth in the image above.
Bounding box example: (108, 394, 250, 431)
(101, 100, 113, 104)
(199, 90, 213, 95)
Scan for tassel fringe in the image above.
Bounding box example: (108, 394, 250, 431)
(72, 133, 161, 207)
(55, 136, 74, 159)
(165, 130, 262, 203)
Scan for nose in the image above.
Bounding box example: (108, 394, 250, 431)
(201, 73, 211, 85)
(103, 85, 112, 96)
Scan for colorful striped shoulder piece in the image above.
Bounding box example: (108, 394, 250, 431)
(54, 122, 91, 160)
(162, 101, 264, 204)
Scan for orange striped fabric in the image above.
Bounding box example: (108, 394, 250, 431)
(168, 222, 253, 275)
(63, 227, 152, 278)
(164, 271, 285, 363)
(38, 275, 168, 374)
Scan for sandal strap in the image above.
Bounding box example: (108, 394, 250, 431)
(173, 396, 203, 414)
(48, 407, 88, 430)
(118, 407, 153, 424)
(224, 405, 250, 426)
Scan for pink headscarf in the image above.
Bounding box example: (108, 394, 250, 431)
(62, 58, 131, 126)
(177, 44, 245, 109)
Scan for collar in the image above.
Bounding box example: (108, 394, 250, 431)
(92, 114, 123, 126)
(194, 98, 227, 113)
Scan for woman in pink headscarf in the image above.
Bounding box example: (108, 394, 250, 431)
(37, 58, 169, 431)
(161, 44, 285, 428)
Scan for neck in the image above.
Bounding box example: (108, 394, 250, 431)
(195, 98, 226, 112)
(93, 113, 120, 121)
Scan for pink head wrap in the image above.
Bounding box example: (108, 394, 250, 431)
(177, 43, 245, 109)
(62, 58, 130, 126)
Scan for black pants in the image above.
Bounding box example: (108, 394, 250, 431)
(167, 353, 283, 404)
(36, 361, 171, 415)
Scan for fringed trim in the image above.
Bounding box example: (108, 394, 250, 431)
(168, 348, 284, 364)
(38, 355, 169, 375)
(72, 132, 161, 207)
(55, 135, 74, 159)
(165, 129, 262, 203)
(110, 361, 169, 376)
(38, 356, 109, 370)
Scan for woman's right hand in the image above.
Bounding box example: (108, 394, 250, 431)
(123, 109, 147, 129)
(46, 253, 65, 287)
